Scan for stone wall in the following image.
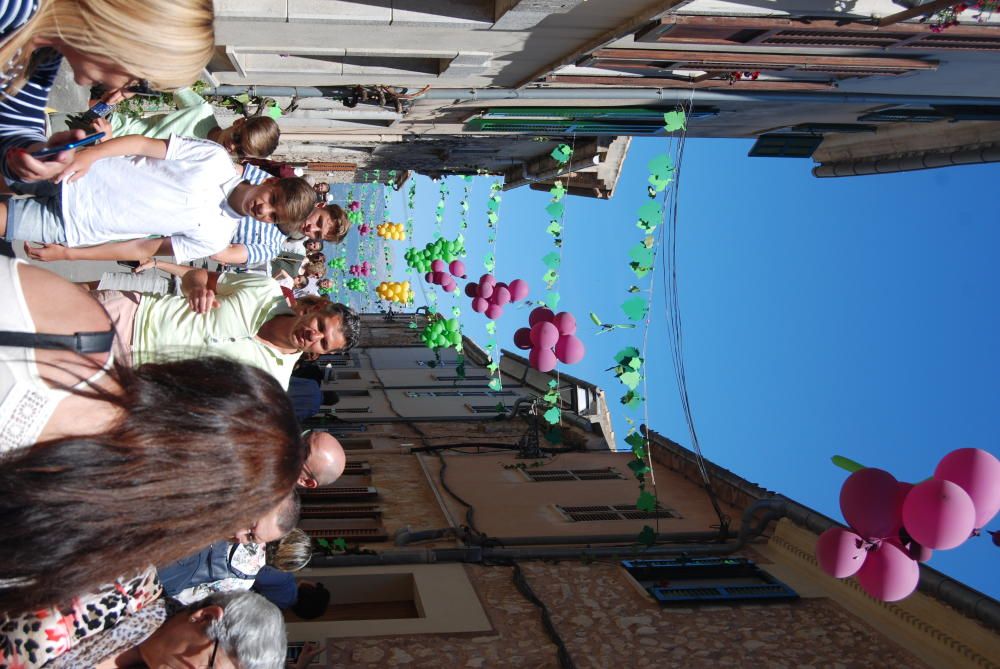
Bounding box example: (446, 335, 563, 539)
(317, 560, 927, 669)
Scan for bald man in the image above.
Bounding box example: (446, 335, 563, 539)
(298, 430, 347, 489)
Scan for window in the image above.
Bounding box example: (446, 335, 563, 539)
(417, 359, 460, 367)
(334, 371, 362, 381)
(324, 424, 368, 434)
(342, 461, 371, 476)
(621, 557, 798, 605)
(320, 353, 357, 367)
(284, 573, 419, 623)
(556, 504, 677, 522)
(635, 15, 1000, 52)
(300, 486, 378, 501)
(406, 390, 515, 398)
(748, 134, 823, 159)
(526, 468, 623, 482)
(337, 390, 372, 398)
(300, 503, 381, 519)
(468, 404, 511, 414)
(299, 518, 387, 543)
(339, 438, 373, 450)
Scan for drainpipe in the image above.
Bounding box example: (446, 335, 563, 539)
(204, 86, 1000, 107)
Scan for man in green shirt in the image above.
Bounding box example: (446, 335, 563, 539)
(93, 261, 359, 389)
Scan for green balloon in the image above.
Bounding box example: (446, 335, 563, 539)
(449, 331, 462, 346)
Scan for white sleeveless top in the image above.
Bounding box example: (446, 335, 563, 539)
(0, 257, 112, 454)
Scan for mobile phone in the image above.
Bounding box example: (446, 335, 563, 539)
(117, 260, 140, 269)
(83, 101, 115, 120)
(30, 132, 105, 158)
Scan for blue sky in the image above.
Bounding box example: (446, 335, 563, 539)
(379, 137, 1000, 599)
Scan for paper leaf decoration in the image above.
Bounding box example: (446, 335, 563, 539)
(621, 297, 648, 321)
(543, 406, 562, 425)
(663, 110, 687, 132)
(551, 144, 573, 163)
(637, 201, 662, 232)
(542, 251, 561, 269)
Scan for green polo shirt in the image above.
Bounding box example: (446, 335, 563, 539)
(109, 88, 218, 141)
(132, 273, 299, 388)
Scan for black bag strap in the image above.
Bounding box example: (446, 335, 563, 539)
(0, 329, 115, 354)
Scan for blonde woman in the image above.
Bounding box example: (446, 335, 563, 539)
(0, 0, 214, 182)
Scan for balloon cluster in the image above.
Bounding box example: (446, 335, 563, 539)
(465, 274, 528, 320)
(345, 277, 366, 292)
(514, 306, 585, 372)
(376, 280, 414, 304)
(348, 200, 361, 212)
(420, 317, 462, 350)
(377, 222, 405, 241)
(816, 448, 1000, 602)
(404, 236, 466, 273)
(425, 259, 466, 294)
(358, 223, 370, 236)
(327, 258, 347, 271)
(349, 261, 371, 277)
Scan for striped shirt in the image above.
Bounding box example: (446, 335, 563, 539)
(228, 163, 289, 268)
(0, 0, 54, 181)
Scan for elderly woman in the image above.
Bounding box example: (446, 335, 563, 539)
(0, 255, 305, 613)
(1, 586, 286, 669)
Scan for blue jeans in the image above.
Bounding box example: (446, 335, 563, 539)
(4, 181, 66, 243)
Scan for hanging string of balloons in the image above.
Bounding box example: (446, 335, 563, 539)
(816, 448, 1000, 602)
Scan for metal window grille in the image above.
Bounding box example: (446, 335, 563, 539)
(748, 134, 823, 158)
(468, 404, 512, 414)
(417, 360, 460, 367)
(334, 407, 372, 414)
(343, 461, 371, 475)
(620, 557, 799, 605)
(301, 486, 378, 501)
(526, 468, 624, 482)
(324, 424, 368, 433)
(436, 375, 490, 381)
(557, 503, 676, 521)
(300, 503, 382, 519)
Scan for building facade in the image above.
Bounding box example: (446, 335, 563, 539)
(208, 0, 1000, 180)
(284, 312, 1000, 668)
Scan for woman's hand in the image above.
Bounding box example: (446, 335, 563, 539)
(6, 130, 84, 182)
(186, 285, 220, 314)
(133, 258, 156, 273)
(56, 145, 101, 184)
(90, 117, 113, 142)
(23, 242, 70, 262)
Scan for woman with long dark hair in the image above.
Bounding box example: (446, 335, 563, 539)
(0, 257, 305, 614)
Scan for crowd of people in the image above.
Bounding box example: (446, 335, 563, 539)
(0, 2, 358, 667)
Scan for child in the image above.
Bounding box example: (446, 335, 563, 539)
(90, 89, 281, 158)
(6, 134, 315, 263)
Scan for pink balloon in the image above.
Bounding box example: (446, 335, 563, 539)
(431, 271, 448, 285)
(478, 279, 494, 300)
(530, 321, 559, 349)
(479, 273, 496, 287)
(508, 279, 529, 302)
(857, 541, 919, 602)
(528, 306, 554, 326)
(815, 528, 867, 579)
(449, 260, 467, 278)
(529, 346, 557, 373)
(552, 312, 577, 335)
(906, 542, 933, 563)
(491, 285, 511, 307)
(424, 272, 434, 283)
(485, 304, 503, 320)
(431, 259, 447, 273)
(839, 468, 903, 540)
(554, 334, 585, 365)
(464, 283, 478, 298)
(934, 448, 1000, 529)
(902, 479, 975, 550)
(513, 327, 532, 350)
(471, 297, 488, 313)
(442, 280, 457, 293)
